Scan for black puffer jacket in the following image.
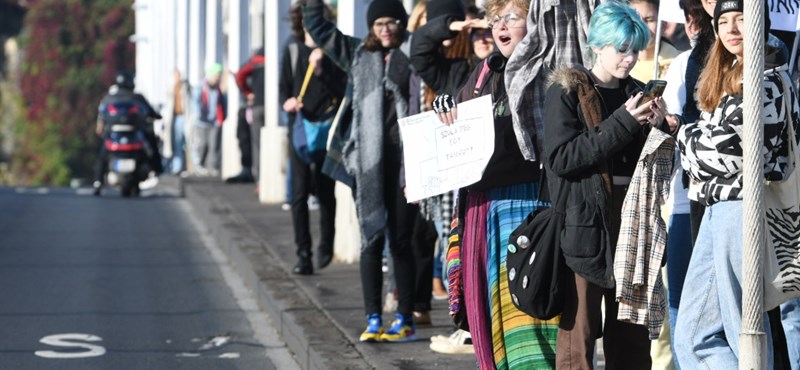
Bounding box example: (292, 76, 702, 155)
(409, 16, 473, 96)
(542, 67, 645, 289)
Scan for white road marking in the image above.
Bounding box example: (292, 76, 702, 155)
(35, 333, 106, 359)
(15, 187, 50, 195)
(181, 202, 300, 369)
(199, 335, 231, 351)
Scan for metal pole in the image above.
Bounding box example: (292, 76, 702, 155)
(653, 14, 663, 80)
(740, 0, 767, 368)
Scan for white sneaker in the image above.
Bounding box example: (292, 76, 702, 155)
(429, 329, 473, 354)
(139, 175, 159, 190)
(430, 328, 466, 343)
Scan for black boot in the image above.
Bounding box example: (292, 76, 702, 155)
(317, 245, 333, 270)
(293, 253, 313, 275)
(225, 169, 254, 183)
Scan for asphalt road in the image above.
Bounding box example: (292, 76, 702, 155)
(0, 185, 298, 370)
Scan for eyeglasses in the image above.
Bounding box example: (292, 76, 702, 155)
(373, 19, 401, 30)
(488, 13, 522, 29)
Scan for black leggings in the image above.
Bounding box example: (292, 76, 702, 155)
(359, 149, 418, 316)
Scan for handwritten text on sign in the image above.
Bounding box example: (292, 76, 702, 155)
(398, 95, 495, 202)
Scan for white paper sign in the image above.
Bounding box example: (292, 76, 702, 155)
(770, 0, 800, 31)
(658, 0, 685, 24)
(398, 95, 495, 202)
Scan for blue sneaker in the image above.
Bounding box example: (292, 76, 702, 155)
(380, 313, 417, 342)
(359, 313, 383, 342)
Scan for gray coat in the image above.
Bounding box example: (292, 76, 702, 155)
(304, 4, 412, 244)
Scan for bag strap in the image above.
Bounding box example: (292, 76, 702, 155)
(297, 61, 315, 105)
(472, 61, 491, 98)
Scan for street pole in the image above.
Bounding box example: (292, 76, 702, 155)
(260, 0, 290, 203)
(221, 0, 250, 180)
(740, 0, 766, 368)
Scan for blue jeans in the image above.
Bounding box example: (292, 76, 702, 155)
(782, 297, 800, 370)
(674, 201, 773, 369)
(171, 115, 186, 174)
(666, 213, 692, 370)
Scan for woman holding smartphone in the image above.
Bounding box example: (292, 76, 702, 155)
(541, 2, 675, 368)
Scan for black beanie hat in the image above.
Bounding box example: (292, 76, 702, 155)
(426, 0, 466, 22)
(713, 0, 771, 40)
(367, 0, 409, 27)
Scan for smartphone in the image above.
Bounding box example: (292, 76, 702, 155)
(638, 80, 667, 107)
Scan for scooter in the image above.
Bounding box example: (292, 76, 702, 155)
(103, 103, 152, 197)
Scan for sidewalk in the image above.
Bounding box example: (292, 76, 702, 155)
(182, 178, 477, 370)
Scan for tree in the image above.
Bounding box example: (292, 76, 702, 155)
(16, 0, 134, 185)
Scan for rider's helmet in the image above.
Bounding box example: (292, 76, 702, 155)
(114, 71, 135, 91)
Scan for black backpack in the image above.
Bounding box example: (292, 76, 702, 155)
(506, 173, 569, 320)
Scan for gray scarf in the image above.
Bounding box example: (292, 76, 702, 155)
(346, 42, 411, 245)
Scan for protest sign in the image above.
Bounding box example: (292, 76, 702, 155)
(398, 95, 495, 202)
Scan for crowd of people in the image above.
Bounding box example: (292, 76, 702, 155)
(96, 0, 800, 368)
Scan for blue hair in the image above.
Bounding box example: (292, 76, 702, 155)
(587, 1, 650, 62)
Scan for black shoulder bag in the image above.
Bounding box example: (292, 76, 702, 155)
(506, 170, 569, 320)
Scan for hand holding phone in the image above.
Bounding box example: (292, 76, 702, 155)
(638, 80, 667, 107)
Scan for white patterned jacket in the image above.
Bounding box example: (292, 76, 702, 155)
(678, 48, 800, 206)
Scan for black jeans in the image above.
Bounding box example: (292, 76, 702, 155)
(236, 107, 252, 171)
(93, 145, 108, 184)
(359, 148, 418, 317)
(411, 214, 437, 312)
(250, 106, 264, 179)
(289, 143, 336, 258)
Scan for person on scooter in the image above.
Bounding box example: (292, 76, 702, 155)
(93, 71, 163, 196)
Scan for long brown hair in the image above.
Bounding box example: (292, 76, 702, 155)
(696, 38, 742, 112)
(364, 27, 407, 52)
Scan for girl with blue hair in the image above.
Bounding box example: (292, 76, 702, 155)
(541, 1, 676, 368)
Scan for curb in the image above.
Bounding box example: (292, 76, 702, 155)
(184, 182, 372, 370)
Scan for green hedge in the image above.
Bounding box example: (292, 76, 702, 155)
(17, 0, 134, 185)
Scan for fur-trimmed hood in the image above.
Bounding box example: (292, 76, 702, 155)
(547, 65, 645, 95)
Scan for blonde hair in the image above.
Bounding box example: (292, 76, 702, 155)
(484, 0, 530, 18)
(408, 2, 428, 32)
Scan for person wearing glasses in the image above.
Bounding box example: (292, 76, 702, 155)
(303, 0, 418, 343)
(429, 0, 561, 368)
